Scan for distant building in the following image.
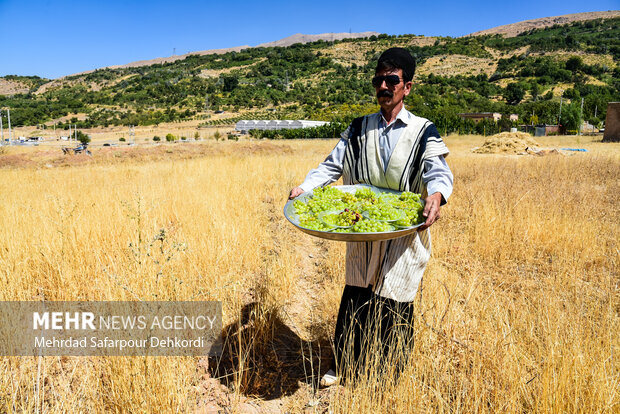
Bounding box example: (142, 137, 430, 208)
(521, 124, 560, 136)
(581, 121, 596, 133)
(458, 112, 518, 123)
(235, 120, 328, 134)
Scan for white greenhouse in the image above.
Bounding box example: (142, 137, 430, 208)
(235, 120, 328, 134)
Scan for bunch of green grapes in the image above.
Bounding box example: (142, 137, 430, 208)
(293, 199, 310, 214)
(394, 208, 422, 227)
(352, 219, 394, 233)
(365, 203, 404, 221)
(307, 198, 345, 213)
(355, 187, 376, 201)
(378, 193, 400, 205)
(305, 186, 347, 213)
(341, 192, 357, 205)
(313, 186, 343, 200)
(298, 213, 333, 231)
(400, 191, 420, 201)
(355, 199, 374, 211)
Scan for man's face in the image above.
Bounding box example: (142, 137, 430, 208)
(373, 68, 412, 111)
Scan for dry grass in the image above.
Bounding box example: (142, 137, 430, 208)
(0, 134, 618, 412)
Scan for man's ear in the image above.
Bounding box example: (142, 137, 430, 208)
(403, 81, 413, 96)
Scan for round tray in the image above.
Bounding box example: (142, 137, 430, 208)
(283, 184, 425, 242)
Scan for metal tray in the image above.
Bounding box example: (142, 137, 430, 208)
(283, 184, 425, 242)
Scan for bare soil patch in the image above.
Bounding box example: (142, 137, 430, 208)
(0, 141, 293, 169)
(0, 78, 30, 95)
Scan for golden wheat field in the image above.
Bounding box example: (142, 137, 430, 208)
(0, 134, 618, 413)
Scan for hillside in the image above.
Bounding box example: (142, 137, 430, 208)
(467, 10, 620, 37)
(1, 14, 618, 136)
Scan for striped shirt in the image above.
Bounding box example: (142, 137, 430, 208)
(299, 108, 453, 302)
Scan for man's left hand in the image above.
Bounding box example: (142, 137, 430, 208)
(418, 192, 443, 231)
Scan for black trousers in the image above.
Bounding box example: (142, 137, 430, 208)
(332, 284, 415, 380)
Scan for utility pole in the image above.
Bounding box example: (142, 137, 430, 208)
(74, 124, 77, 141)
(129, 125, 135, 145)
(7, 108, 12, 144)
(558, 90, 563, 126)
(579, 97, 584, 135)
(0, 109, 3, 144)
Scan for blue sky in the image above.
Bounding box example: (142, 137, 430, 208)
(0, 0, 617, 79)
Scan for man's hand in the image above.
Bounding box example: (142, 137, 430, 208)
(418, 192, 443, 231)
(289, 187, 304, 200)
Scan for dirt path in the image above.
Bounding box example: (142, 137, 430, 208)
(193, 197, 338, 413)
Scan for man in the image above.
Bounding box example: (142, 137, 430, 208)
(289, 48, 453, 386)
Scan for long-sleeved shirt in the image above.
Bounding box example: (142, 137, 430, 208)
(300, 107, 454, 203)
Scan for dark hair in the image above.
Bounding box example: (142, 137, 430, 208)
(375, 47, 416, 83)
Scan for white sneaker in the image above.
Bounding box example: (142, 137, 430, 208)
(319, 369, 339, 387)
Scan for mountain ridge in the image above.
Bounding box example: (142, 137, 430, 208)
(466, 10, 620, 37)
(64, 32, 380, 79)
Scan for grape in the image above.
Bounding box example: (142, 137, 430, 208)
(293, 186, 425, 233)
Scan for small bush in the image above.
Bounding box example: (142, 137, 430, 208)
(153, 136, 161, 142)
(165, 133, 176, 142)
(119, 137, 126, 142)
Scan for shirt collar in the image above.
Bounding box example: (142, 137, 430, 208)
(379, 106, 411, 128)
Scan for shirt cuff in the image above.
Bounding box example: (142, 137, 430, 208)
(427, 182, 452, 205)
(299, 182, 315, 193)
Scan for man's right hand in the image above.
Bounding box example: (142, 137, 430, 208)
(289, 187, 304, 199)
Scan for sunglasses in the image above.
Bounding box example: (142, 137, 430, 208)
(371, 75, 402, 87)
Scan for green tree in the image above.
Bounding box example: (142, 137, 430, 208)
(222, 76, 239, 92)
(504, 82, 525, 105)
(530, 82, 540, 101)
(565, 56, 583, 73)
(560, 103, 580, 132)
(165, 133, 176, 142)
(76, 130, 90, 144)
